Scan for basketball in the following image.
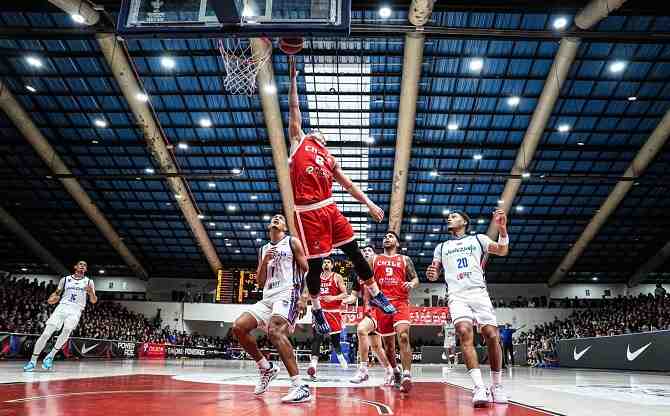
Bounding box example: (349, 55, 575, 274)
(279, 37, 304, 55)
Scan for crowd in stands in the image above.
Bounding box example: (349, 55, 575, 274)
(517, 289, 669, 366)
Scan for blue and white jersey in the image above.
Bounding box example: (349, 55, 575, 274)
(433, 234, 493, 295)
(58, 274, 94, 310)
(259, 235, 302, 299)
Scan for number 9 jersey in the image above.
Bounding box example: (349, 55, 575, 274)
(433, 234, 494, 295)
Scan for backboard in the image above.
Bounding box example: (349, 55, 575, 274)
(118, 0, 351, 38)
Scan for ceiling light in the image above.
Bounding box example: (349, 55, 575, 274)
(456, 186, 464, 191)
(136, 92, 149, 102)
(424, 241, 431, 246)
(558, 124, 570, 133)
(199, 118, 212, 128)
(225, 243, 232, 247)
(634, 182, 640, 186)
(251, 231, 257, 235)
(521, 172, 531, 178)
(553, 17, 568, 30)
(442, 209, 451, 216)
(430, 170, 438, 177)
(402, 247, 408, 251)
(469, 230, 476, 235)
(235, 250, 240, 254)
(433, 228, 440, 232)
(256, 238, 262, 242)
(411, 217, 418, 223)
(209, 222, 215, 227)
(478, 219, 485, 224)
(25, 56, 43, 68)
(263, 215, 271, 221)
(198, 214, 205, 219)
(364, 136, 375, 144)
(507, 96, 520, 107)
(161, 56, 176, 69)
(420, 252, 425, 256)
(592, 277, 599, 281)
(243, 225, 251, 229)
(577, 142, 585, 146)
(627, 96, 637, 102)
(71, 13, 85, 24)
(609, 61, 626, 73)
(231, 168, 242, 175)
(25, 85, 37, 93)
(94, 119, 107, 128)
(469, 58, 484, 72)
(516, 205, 524, 212)
(145, 168, 155, 174)
(165, 202, 171, 206)
(99, 270, 105, 274)
(447, 123, 459, 131)
(177, 142, 189, 150)
(92, 140, 99, 144)
(419, 197, 427, 203)
(379, 6, 392, 18)
(215, 232, 222, 236)
(227, 205, 236, 211)
(21, 268, 28, 272)
(250, 195, 258, 200)
(208, 182, 216, 188)
(473, 154, 483, 160)
(264, 84, 277, 94)
(405, 235, 412, 240)
(497, 199, 504, 204)
(174, 193, 182, 199)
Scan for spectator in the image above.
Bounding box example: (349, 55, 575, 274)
(655, 282, 667, 298)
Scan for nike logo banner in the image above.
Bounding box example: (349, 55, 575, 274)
(557, 330, 669, 372)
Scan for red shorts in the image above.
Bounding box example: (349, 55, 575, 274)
(323, 310, 343, 335)
(372, 300, 410, 337)
(294, 200, 355, 259)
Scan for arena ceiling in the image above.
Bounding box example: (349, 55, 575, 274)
(0, 0, 668, 284)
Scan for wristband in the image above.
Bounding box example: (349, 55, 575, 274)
(498, 234, 509, 246)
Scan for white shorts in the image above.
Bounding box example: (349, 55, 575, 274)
(448, 287, 497, 328)
(46, 303, 82, 331)
(247, 290, 301, 333)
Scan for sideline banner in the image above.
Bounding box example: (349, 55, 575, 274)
(138, 342, 166, 359)
(342, 306, 450, 326)
(558, 330, 670, 371)
(70, 339, 113, 358)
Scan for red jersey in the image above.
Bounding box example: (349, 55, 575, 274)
(373, 254, 408, 302)
(289, 135, 336, 205)
(319, 272, 344, 310)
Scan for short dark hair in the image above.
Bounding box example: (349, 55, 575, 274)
(385, 230, 400, 241)
(324, 256, 335, 264)
(362, 245, 375, 252)
(451, 210, 471, 230)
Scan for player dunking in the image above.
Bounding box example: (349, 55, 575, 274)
(232, 214, 311, 403)
(345, 245, 395, 385)
(288, 56, 395, 335)
(307, 257, 349, 380)
(24, 260, 97, 372)
(427, 209, 510, 407)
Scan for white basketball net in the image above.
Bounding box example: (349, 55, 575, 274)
(218, 38, 271, 96)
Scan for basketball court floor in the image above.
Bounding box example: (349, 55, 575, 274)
(0, 360, 667, 416)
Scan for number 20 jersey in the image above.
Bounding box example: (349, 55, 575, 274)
(433, 234, 494, 295)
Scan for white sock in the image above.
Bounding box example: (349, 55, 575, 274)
(257, 357, 270, 370)
(291, 375, 302, 387)
(367, 282, 380, 297)
(386, 365, 394, 373)
(403, 369, 411, 376)
(359, 361, 368, 369)
(395, 365, 402, 374)
(311, 296, 321, 310)
(491, 370, 502, 385)
(469, 368, 484, 387)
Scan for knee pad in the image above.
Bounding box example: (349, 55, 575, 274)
(339, 241, 372, 281)
(306, 258, 323, 296)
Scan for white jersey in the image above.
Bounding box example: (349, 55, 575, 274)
(433, 234, 493, 295)
(58, 274, 94, 311)
(259, 235, 302, 299)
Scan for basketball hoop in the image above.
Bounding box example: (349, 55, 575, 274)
(217, 38, 271, 96)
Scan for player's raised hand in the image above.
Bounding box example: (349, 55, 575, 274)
(368, 202, 384, 223)
(492, 209, 507, 228)
(402, 281, 415, 291)
(263, 246, 277, 263)
(426, 261, 440, 281)
(85, 283, 94, 295)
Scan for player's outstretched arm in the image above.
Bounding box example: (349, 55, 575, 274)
(426, 246, 442, 282)
(486, 209, 509, 256)
(86, 281, 97, 304)
(48, 277, 65, 304)
(288, 57, 304, 152)
(333, 163, 384, 222)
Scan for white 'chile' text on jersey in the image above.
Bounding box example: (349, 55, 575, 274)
(433, 234, 493, 295)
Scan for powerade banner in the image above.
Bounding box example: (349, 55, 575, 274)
(138, 342, 166, 359)
(558, 330, 670, 371)
(113, 341, 138, 358)
(342, 306, 450, 326)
